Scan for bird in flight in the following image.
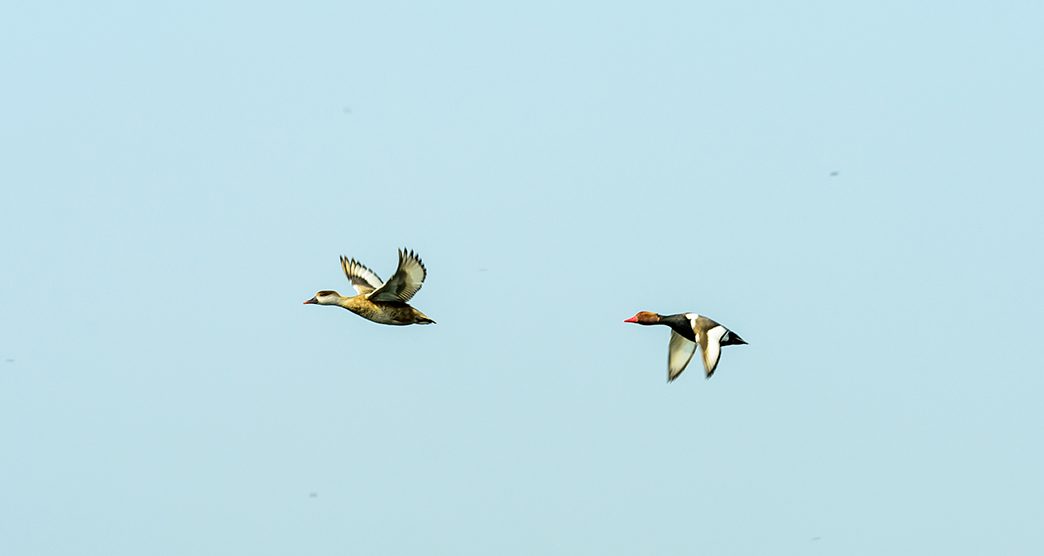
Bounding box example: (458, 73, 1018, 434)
(304, 248, 435, 325)
(625, 311, 747, 381)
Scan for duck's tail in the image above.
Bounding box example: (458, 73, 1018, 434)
(413, 309, 436, 325)
(721, 331, 747, 346)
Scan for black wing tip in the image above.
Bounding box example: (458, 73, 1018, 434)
(341, 255, 364, 270)
(397, 247, 427, 275)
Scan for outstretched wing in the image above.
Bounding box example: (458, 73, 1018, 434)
(667, 330, 698, 382)
(368, 248, 427, 303)
(341, 256, 384, 295)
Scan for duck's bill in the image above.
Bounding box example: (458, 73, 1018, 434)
(303, 297, 318, 304)
(623, 316, 638, 323)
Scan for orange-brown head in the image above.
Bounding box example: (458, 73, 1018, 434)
(623, 311, 660, 325)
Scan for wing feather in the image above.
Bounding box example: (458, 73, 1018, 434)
(668, 330, 698, 382)
(699, 325, 728, 378)
(341, 256, 384, 295)
(368, 248, 428, 303)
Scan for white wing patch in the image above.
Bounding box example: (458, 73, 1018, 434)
(700, 325, 728, 377)
(667, 330, 698, 382)
(368, 249, 428, 303)
(341, 256, 384, 295)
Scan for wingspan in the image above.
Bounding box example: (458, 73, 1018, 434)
(341, 256, 384, 295)
(368, 249, 427, 303)
(668, 330, 698, 382)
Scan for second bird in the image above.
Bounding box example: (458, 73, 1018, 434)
(625, 311, 747, 381)
(304, 248, 435, 325)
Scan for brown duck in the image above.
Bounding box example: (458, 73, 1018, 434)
(304, 248, 435, 325)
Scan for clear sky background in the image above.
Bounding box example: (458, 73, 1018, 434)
(2, 1, 1043, 554)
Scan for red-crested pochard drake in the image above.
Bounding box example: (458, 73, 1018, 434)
(304, 248, 435, 325)
(625, 311, 747, 381)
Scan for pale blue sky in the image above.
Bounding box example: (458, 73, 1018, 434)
(2, 1, 1043, 554)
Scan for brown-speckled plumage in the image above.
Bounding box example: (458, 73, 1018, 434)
(336, 295, 435, 325)
(304, 248, 435, 326)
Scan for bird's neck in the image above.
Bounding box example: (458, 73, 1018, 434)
(657, 314, 696, 339)
(333, 296, 354, 308)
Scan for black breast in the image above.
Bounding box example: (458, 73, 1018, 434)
(660, 314, 697, 342)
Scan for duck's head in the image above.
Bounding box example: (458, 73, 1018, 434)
(624, 311, 660, 325)
(303, 290, 341, 305)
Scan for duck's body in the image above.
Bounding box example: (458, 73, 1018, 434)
(625, 311, 747, 381)
(326, 294, 434, 325)
(305, 249, 435, 326)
